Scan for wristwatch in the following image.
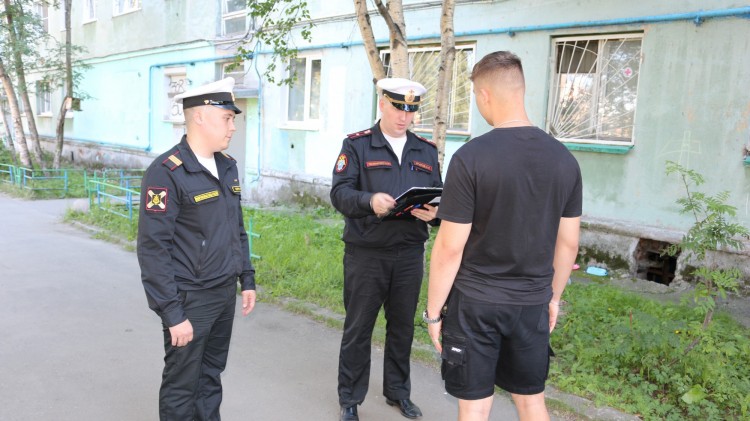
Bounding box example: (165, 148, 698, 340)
(422, 309, 442, 324)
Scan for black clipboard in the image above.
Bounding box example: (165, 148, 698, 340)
(381, 187, 442, 220)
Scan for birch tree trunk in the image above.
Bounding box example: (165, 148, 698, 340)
(1, 100, 17, 164)
(53, 0, 73, 169)
(373, 0, 408, 78)
(432, 0, 456, 168)
(353, 0, 386, 83)
(3, 0, 45, 169)
(0, 58, 31, 168)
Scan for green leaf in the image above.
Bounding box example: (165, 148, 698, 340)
(681, 385, 706, 404)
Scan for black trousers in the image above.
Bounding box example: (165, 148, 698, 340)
(338, 244, 424, 407)
(159, 284, 236, 421)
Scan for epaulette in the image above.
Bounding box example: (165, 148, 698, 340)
(162, 151, 183, 171)
(347, 129, 372, 140)
(414, 133, 437, 148)
(221, 152, 236, 161)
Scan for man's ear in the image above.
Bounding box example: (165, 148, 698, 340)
(192, 107, 204, 125)
(477, 87, 491, 106)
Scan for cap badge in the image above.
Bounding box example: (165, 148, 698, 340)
(405, 89, 415, 103)
(204, 99, 210, 105)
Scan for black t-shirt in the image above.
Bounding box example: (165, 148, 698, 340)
(437, 126, 582, 305)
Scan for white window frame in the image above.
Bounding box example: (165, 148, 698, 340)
(380, 44, 475, 135)
(222, 0, 251, 36)
(84, 0, 97, 23)
(113, 0, 141, 17)
(33, 2, 49, 32)
(221, 62, 245, 86)
(283, 55, 321, 130)
(36, 81, 52, 116)
(546, 33, 643, 146)
(163, 67, 189, 123)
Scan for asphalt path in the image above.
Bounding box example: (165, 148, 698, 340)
(0, 194, 536, 421)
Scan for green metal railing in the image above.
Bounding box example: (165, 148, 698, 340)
(88, 179, 140, 220)
(246, 216, 261, 260)
(16, 167, 87, 195)
(0, 161, 260, 258)
(0, 163, 15, 184)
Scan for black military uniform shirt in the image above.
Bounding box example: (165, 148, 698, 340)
(137, 135, 255, 327)
(330, 122, 443, 248)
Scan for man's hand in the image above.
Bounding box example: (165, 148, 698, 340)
(549, 301, 560, 333)
(242, 290, 257, 316)
(411, 204, 438, 222)
(370, 192, 397, 217)
(169, 319, 193, 347)
(427, 320, 443, 354)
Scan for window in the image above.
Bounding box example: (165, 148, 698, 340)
(36, 81, 52, 115)
(382, 45, 475, 133)
(33, 2, 48, 32)
(164, 68, 189, 122)
(286, 56, 321, 124)
(547, 34, 643, 145)
(84, 0, 96, 22)
(222, 62, 245, 87)
(222, 0, 250, 36)
(113, 0, 141, 16)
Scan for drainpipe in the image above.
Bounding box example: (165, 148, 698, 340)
(147, 55, 235, 152)
(250, 43, 262, 184)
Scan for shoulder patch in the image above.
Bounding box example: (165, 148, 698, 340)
(145, 187, 168, 212)
(414, 134, 437, 148)
(221, 152, 236, 161)
(162, 152, 183, 171)
(347, 129, 372, 140)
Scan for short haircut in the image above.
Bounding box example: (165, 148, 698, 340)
(470, 51, 525, 86)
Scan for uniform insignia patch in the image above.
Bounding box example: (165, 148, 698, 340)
(231, 185, 241, 193)
(194, 190, 220, 203)
(411, 160, 433, 173)
(365, 160, 393, 168)
(415, 134, 437, 148)
(162, 152, 183, 171)
(146, 188, 168, 212)
(335, 154, 348, 173)
(347, 129, 372, 140)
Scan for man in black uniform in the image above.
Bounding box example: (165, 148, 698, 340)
(137, 77, 256, 421)
(331, 78, 442, 421)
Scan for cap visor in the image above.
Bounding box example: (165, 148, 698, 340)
(213, 104, 242, 114)
(389, 101, 419, 112)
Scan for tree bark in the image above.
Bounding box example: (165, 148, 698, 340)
(377, 0, 408, 78)
(432, 0, 456, 168)
(1, 99, 17, 164)
(3, 0, 45, 169)
(353, 0, 386, 84)
(53, 0, 73, 169)
(0, 57, 31, 167)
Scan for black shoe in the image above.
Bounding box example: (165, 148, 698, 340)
(385, 398, 423, 419)
(340, 405, 359, 421)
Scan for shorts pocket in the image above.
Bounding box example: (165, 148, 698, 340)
(537, 305, 550, 332)
(441, 332, 468, 388)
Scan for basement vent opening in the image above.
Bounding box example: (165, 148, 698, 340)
(635, 239, 678, 285)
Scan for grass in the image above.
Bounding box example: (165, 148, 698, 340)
(61, 202, 750, 420)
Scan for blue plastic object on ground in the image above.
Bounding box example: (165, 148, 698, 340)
(585, 266, 609, 276)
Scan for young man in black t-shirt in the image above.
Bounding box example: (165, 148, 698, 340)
(424, 51, 582, 420)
